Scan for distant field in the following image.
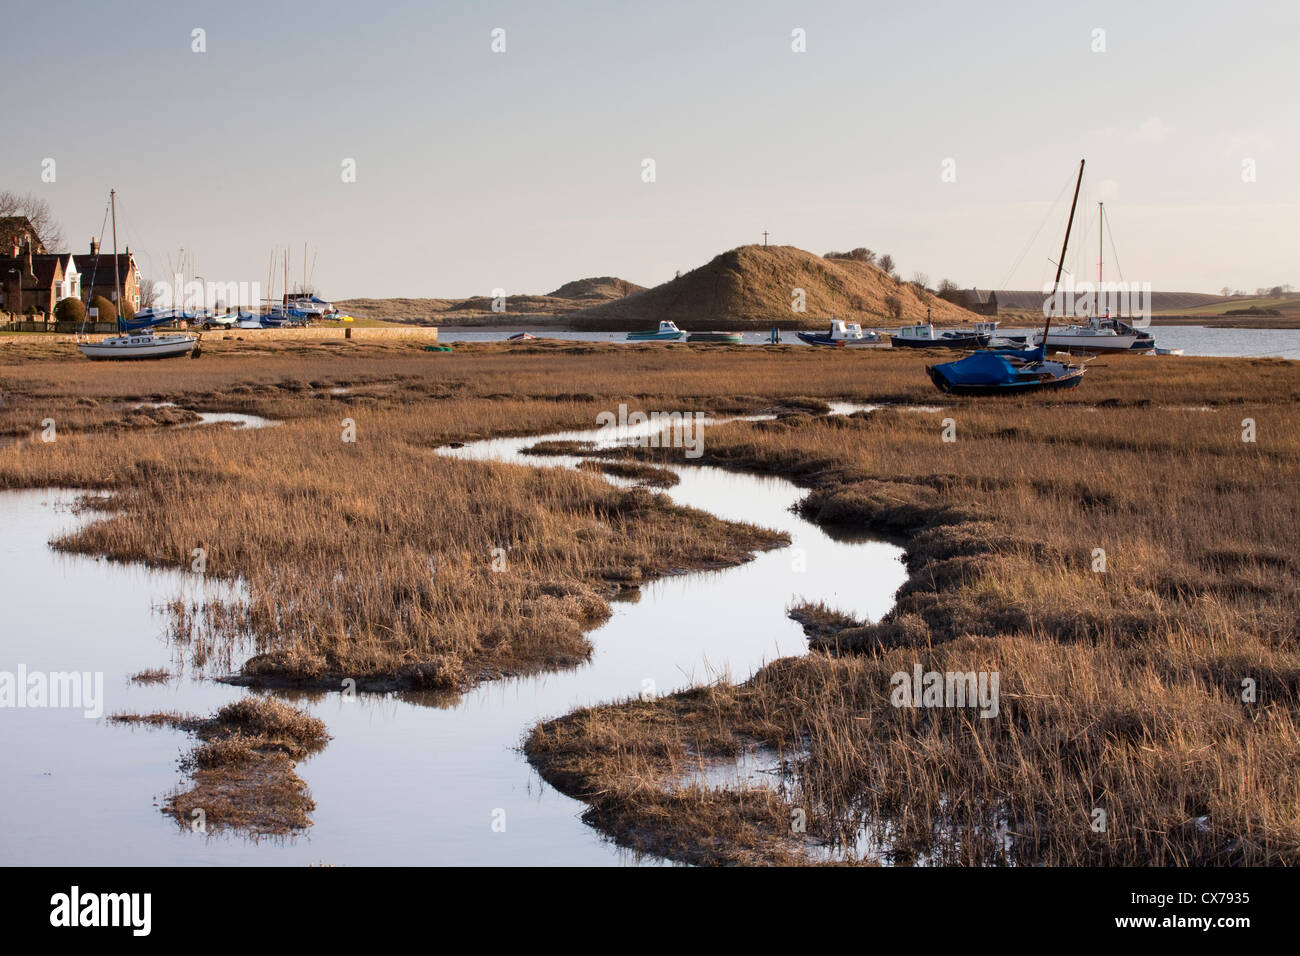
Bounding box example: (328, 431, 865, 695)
(1153, 294, 1300, 317)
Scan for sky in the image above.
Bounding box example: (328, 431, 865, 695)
(1, 0, 1295, 300)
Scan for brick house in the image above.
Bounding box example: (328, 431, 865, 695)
(0, 236, 66, 317)
(76, 237, 141, 312)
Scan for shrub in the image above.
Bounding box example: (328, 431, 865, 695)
(87, 295, 117, 325)
(54, 296, 85, 324)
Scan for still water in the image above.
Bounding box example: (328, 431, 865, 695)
(435, 325, 1300, 359)
(0, 410, 906, 865)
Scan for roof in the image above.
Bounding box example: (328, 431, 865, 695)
(0, 254, 63, 289)
(966, 288, 998, 305)
(75, 251, 135, 286)
(0, 217, 47, 255)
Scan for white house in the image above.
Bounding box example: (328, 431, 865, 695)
(52, 254, 80, 302)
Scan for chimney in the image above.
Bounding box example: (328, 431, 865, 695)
(10, 236, 17, 258)
(90, 237, 100, 256)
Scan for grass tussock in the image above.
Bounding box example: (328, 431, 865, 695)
(112, 696, 328, 835)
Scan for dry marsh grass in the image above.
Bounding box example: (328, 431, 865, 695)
(524, 365, 1300, 865)
(111, 696, 328, 835)
(5, 337, 1299, 863)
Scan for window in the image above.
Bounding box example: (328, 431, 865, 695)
(54, 282, 63, 299)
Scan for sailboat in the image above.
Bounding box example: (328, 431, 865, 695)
(927, 161, 1089, 396)
(77, 191, 198, 361)
(1034, 202, 1156, 354)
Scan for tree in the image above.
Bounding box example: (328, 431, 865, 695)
(1219, 287, 1231, 297)
(884, 294, 903, 319)
(878, 253, 895, 274)
(54, 297, 85, 324)
(139, 278, 159, 309)
(912, 272, 930, 291)
(1268, 285, 1284, 298)
(0, 191, 64, 252)
(87, 294, 117, 326)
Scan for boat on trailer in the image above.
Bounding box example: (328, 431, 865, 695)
(627, 320, 687, 342)
(925, 160, 1090, 397)
(77, 191, 198, 362)
(798, 319, 882, 347)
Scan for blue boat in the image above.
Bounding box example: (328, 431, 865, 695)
(928, 346, 1085, 396)
(925, 159, 1090, 397)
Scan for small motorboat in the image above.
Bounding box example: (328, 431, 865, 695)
(1154, 347, 1184, 356)
(627, 320, 687, 342)
(507, 332, 535, 341)
(687, 331, 743, 344)
(798, 319, 882, 347)
(890, 321, 994, 349)
(78, 330, 198, 361)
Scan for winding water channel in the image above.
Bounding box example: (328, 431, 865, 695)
(0, 407, 907, 865)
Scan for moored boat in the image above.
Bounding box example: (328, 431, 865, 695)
(890, 321, 994, 349)
(76, 190, 199, 362)
(928, 347, 1085, 395)
(79, 331, 199, 361)
(1033, 316, 1153, 354)
(687, 331, 743, 344)
(797, 319, 882, 347)
(627, 320, 687, 342)
(924, 160, 1090, 397)
(507, 332, 535, 341)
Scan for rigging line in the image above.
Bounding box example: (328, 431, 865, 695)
(997, 174, 1074, 292)
(1104, 209, 1125, 283)
(78, 200, 113, 335)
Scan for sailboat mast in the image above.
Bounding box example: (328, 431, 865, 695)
(1098, 202, 1104, 315)
(110, 189, 122, 328)
(1041, 159, 1085, 350)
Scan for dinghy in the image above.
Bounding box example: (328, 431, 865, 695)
(687, 331, 743, 344)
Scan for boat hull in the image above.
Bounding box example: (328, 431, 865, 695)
(687, 332, 743, 344)
(796, 332, 844, 346)
(626, 332, 686, 341)
(78, 335, 198, 361)
(1037, 334, 1145, 353)
(891, 333, 990, 349)
(927, 364, 1086, 396)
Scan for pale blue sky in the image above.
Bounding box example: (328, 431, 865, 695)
(1, 0, 1295, 298)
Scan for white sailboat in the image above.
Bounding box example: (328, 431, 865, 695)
(1033, 202, 1156, 355)
(77, 190, 198, 361)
